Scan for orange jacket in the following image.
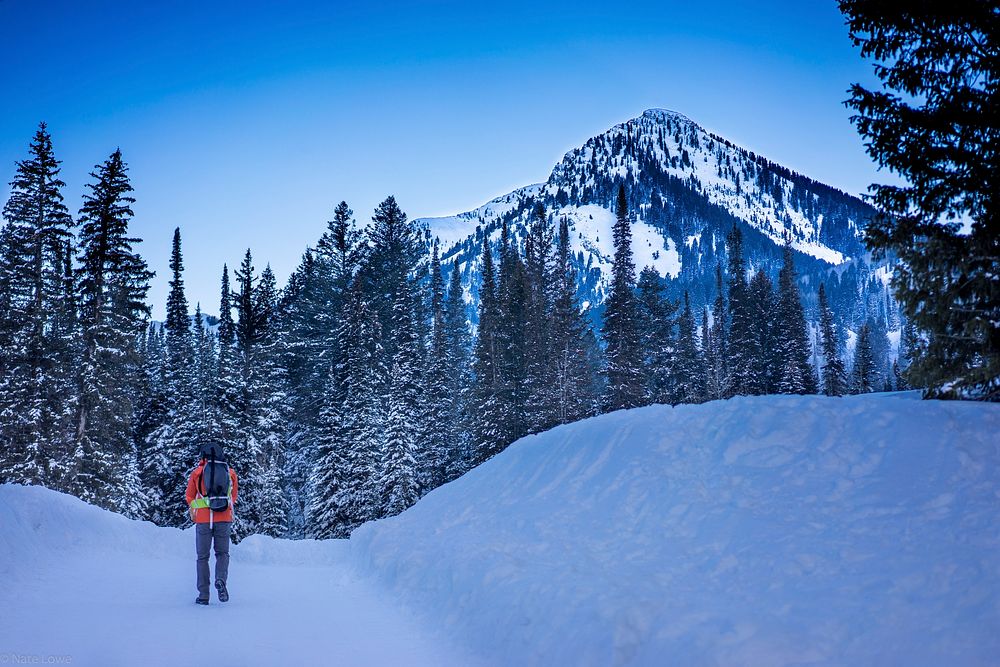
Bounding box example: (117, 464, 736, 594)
(185, 460, 238, 524)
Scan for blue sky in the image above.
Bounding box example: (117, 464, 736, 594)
(0, 0, 882, 318)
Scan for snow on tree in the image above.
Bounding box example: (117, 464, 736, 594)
(602, 184, 644, 410)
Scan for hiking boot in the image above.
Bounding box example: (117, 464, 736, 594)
(195, 597, 209, 606)
(215, 579, 229, 603)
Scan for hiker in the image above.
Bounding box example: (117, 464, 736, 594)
(185, 443, 238, 606)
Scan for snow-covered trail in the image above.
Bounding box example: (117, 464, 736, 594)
(0, 486, 477, 666)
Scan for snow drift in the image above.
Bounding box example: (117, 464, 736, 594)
(351, 393, 1000, 666)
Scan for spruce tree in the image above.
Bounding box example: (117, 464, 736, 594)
(602, 184, 644, 410)
(841, 1, 999, 400)
(775, 243, 817, 394)
(674, 291, 704, 404)
(818, 282, 848, 396)
(142, 228, 196, 526)
(725, 227, 756, 396)
(704, 264, 728, 400)
(73, 149, 151, 514)
(747, 269, 776, 395)
(523, 202, 556, 432)
(421, 242, 452, 490)
(0, 123, 75, 487)
(381, 285, 421, 516)
(851, 323, 877, 394)
(551, 218, 602, 423)
(636, 266, 676, 404)
(495, 218, 530, 445)
(470, 236, 504, 463)
(442, 259, 473, 479)
(309, 278, 384, 537)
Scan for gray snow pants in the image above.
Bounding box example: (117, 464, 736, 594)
(196, 521, 231, 600)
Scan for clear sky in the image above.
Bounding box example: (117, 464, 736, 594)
(0, 0, 882, 318)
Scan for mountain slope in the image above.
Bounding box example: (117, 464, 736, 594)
(352, 393, 1000, 666)
(417, 109, 882, 322)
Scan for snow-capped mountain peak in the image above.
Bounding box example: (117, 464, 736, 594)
(417, 109, 877, 319)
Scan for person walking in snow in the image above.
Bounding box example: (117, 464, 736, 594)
(185, 443, 238, 606)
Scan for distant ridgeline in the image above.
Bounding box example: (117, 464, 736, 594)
(0, 113, 912, 543)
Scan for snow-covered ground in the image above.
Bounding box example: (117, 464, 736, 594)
(0, 485, 479, 666)
(3, 393, 999, 666)
(352, 393, 1000, 666)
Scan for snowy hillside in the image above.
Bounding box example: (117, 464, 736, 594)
(417, 109, 879, 313)
(0, 485, 479, 666)
(352, 393, 1000, 666)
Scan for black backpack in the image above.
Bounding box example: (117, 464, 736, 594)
(199, 443, 231, 512)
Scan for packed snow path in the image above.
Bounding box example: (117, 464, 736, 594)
(0, 486, 478, 666)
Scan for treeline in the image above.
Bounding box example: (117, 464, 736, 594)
(0, 126, 912, 540)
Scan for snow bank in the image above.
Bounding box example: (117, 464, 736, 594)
(351, 393, 1000, 666)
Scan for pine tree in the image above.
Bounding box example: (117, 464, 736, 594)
(142, 228, 197, 526)
(0, 123, 75, 487)
(725, 226, 756, 396)
(636, 266, 676, 404)
(361, 196, 422, 362)
(704, 265, 728, 400)
(550, 217, 602, 423)
(818, 282, 848, 396)
(775, 243, 817, 394)
(380, 285, 421, 516)
(243, 262, 289, 537)
(442, 258, 473, 479)
(841, 1, 999, 400)
(602, 184, 644, 410)
(470, 236, 504, 463)
(523, 202, 556, 431)
(851, 323, 877, 394)
(73, 149, 151, 514)
(674, 291, 704, 404)
(309, 278, 384, 537)
(421, 242, 452, 490)
(495, 218, 530, 445)
(747, 268, 776, 395)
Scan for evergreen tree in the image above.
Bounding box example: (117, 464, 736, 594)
(674, 291, 704, 403)
(551, 218, 602, 422)
(725, 226, 756, 396)
(523, 202, 556, 431)
(73, 149, 151, 514)
(775, 243, 816, 394)
(442, 259, 473, 479)
(380, 285, 421, 516)
(470, 236, 504, 463)
(747, 268, 776, 395)
(142, 228, 196, 526)
(495, 219, 530, 444)
(636, 266, 676, 404)
(851, 323, 877, 394)
(818, 283, 848, 396)
(421, 242, 452, 490)
(213, 265, 242, 478)
(311, 278, 385, 537)
(704, 265, 728, 400)
(841, 0, 999, 400)
(602, 184, 644, 410)
(361, 196, 422, 362)
(0, 123, 75, 487)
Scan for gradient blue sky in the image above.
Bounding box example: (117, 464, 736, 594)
(1, 0, 882, 318)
